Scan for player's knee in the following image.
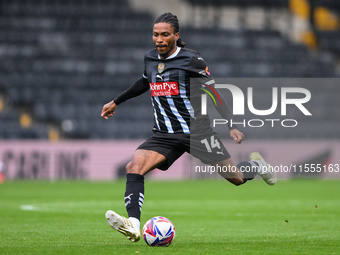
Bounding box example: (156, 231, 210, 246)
(126, 161, 143, 175)
(126, 161, 136, 173)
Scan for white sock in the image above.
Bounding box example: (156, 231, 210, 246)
(129, 217, 140, 232)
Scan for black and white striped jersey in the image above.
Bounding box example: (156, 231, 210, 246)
(143, 47, 215, 134)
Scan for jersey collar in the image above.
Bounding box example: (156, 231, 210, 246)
(158, 47, 181, 60)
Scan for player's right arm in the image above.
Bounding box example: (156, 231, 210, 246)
(101, 77, 149, 119)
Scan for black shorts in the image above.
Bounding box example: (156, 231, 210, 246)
(137, 131, 231, 170)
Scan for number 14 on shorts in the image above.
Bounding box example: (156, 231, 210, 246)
(201, 135, 221, 153)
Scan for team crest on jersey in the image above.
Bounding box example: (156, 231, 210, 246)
(158, 63, 165, 73)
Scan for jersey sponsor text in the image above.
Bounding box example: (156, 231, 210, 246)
(149, 82, 179, 96)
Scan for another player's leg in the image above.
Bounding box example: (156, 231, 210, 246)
(106, 149, 166, 242)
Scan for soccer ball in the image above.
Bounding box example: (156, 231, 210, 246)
(142, 216, 175, 247)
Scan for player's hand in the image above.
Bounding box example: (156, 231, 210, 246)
(101, 100, 117, 120)
(230, 129, 244, 144)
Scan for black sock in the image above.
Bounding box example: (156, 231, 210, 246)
(237, 161, 259, 183)
(124, 173, 144, 220)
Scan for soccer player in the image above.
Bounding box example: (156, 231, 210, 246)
(101, 12, 277, 242)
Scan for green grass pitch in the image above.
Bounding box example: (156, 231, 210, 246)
(1, 179, 340, 255)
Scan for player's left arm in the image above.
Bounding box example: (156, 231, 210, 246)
(213, 91, 244, 144)
(230, 129, 244, 144)
(190, 53, 244, 144)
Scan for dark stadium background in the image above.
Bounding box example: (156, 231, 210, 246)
(0, 0, 339, 180)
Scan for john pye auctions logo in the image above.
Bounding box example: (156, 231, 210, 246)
(150, 82, 179, 97)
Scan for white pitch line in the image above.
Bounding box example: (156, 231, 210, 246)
(20, 201, 124, 213)
(20, 205, 37, 211)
